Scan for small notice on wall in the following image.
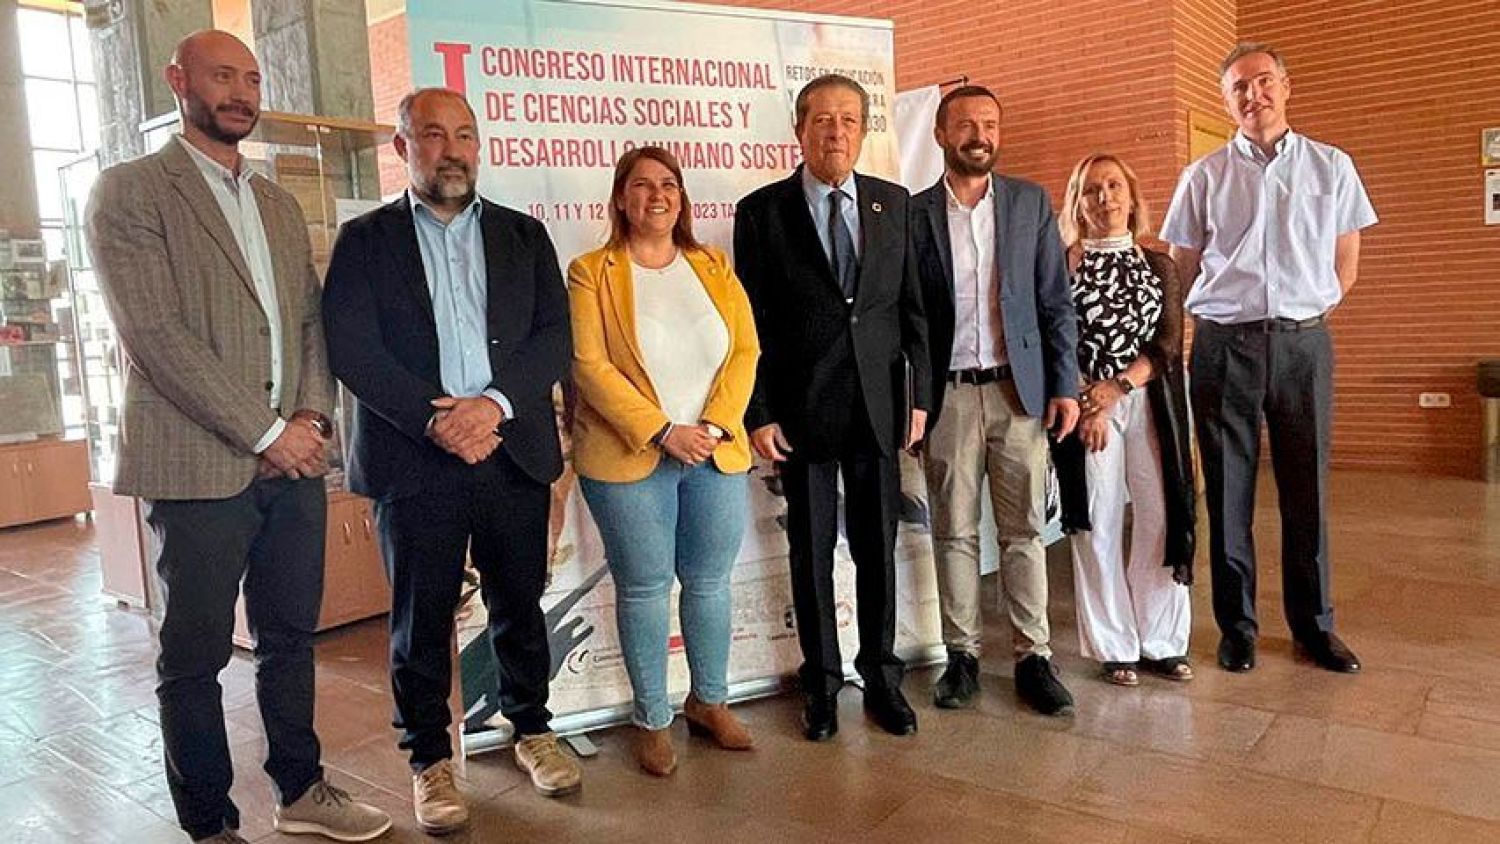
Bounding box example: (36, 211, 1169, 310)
(1484, 128, 1500, 166)
(1487, 170, 1500, 226)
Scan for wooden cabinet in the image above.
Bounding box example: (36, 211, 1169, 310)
(232, 490, 390, 648)
(316, 492, 390, 631)
(0, 439, 91, 529)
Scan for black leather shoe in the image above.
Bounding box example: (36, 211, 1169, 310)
(863, 686, 917, 736)
(802, 693, 839, 741)
(1014, 655, 1074, 716)
(1295, 632, 1361, 673)
(933, 652, 981, 709)
(1217, 636, 1256, 672)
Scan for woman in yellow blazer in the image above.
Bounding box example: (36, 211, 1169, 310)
(568, 146, 760, 777)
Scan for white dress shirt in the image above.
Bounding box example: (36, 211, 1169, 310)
(176, 136, 286, 453)
(945, 174, 1006, 369)
(632, 253, 729, 425)
(1160, 130, 1378, 324)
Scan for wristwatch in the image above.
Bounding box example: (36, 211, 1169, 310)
(311, 414, 333, 439)
(1114, 375, 1135, 395)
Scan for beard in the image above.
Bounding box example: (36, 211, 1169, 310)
(944, 141, 997, 177)
(416, 163, 477, 205)
(184, 95, 258, 145)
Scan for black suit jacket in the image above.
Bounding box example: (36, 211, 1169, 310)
(323, 195, 570, 499)
(733, 168, 931, 461)
(913, 174, 1079, 432)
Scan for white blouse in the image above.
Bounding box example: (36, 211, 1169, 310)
(631, 253, 730, 425)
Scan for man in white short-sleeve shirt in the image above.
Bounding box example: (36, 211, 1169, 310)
(1160, 42, 1377, 676)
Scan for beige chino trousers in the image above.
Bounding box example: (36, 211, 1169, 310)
(922, 379, 1052, 659)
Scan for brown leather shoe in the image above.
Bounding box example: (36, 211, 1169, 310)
(633, 726, 677, 777)
(412, 759, 468, 835)
(683, 693, 754, 750)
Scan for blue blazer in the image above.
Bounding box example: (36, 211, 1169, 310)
(912, 174, 1079, 427)
(322, 195, 570, 499)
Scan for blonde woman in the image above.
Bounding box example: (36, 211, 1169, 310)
(1055, 153, 1196, 686)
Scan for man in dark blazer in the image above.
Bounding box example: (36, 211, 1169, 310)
(323, 88, 577, 835)
(734, 74, 931, 742)
(912, 85, 1081, 715)
(87, 30, 389, 844)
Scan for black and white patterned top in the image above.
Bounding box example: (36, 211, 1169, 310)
(1071, 236, 1163, 382)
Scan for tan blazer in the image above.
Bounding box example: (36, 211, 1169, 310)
(568, 244, 759, 482)
(86, 139, 333, 500)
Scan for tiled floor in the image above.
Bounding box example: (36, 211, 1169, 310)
(3, 470, 1500, 843)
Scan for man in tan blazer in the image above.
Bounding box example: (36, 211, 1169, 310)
(86, 30, 388, 844)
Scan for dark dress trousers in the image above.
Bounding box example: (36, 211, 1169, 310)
(323, 195, 570, 767)
(734, 167, 931, 695)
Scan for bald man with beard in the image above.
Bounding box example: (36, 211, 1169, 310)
(87, 30, 390, 843)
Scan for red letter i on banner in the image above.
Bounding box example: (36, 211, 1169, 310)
(433, 42, 472, 94)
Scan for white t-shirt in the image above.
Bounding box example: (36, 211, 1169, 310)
(632, 253, 730, 425)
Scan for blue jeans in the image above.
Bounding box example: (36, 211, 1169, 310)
(580, 460, 747, 730)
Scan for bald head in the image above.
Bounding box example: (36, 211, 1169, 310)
(166, 29, 261, 149)
(173, 29, 256, 69)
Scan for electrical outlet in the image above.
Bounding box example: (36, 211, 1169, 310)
(1418, 392, 1452, 408)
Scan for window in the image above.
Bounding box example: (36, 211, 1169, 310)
(18, 2, 97, 263)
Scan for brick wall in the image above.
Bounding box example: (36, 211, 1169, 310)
(366, 10, 408, 195)
(1240, 0, 1500, 475)
(362, 2, 1500, 476)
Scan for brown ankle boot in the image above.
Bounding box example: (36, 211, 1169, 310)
(683, 693, 754, 750)
(634, 727, 677, 777)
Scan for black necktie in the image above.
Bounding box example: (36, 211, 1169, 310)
(828, 189, 858, 301)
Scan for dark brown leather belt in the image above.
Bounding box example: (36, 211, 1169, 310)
(947, 365, 1012, 385)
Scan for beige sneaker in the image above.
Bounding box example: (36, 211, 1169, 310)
(514, 731, 582, 796)
(412, 759, 469, 835)
(273, 779, 391, 842)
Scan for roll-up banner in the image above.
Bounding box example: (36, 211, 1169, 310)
(405, 0, 947, 753)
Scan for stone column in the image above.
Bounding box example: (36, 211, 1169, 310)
(83, 0, 213, 168)
(252, 0, 375, 118)
(0, 0, 40, 234)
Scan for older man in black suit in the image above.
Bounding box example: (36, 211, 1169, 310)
(734, 73, 931, 742)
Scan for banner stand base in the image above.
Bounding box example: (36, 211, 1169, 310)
(460, 643, 947, 757)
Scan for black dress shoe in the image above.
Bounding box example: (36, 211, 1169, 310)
(802, 693, 839, 741)
(1217, 637, 1256, 672)
(1014, 655, 1074, 716)
(1295, 633, 1361, 673)
(933, 652, 981, 709)
(864, 686, 918, 735)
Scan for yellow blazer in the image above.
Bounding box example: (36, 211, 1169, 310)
(568, 244, 760, 482)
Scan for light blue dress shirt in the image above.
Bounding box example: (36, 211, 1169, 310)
(408, 190, 513, 419)
(1160, 130, 1378, 323)
(801, 166, 862, 266)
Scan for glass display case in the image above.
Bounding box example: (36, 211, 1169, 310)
(58, 151, 119, 481)
(0, 231, 77, 443)
(141, 110, 393, 275)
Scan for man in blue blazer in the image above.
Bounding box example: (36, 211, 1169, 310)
(912, 85, 1080, 715)
(322, 88, 579, 834)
